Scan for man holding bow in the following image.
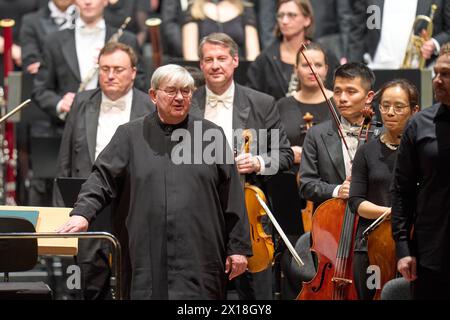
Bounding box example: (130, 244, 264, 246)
(190, 32, 294, 300)
(54, 41, 154, 300)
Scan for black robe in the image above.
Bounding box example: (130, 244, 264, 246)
(71, 112, 252, 299)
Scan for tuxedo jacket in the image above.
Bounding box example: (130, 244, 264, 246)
(20, 5, 62, 70)
(55, 87, 155, 184)
(299, 119, 381, 205)
(32, 25, 149, 123)
(190, 83, 294, 180)
(348, 0, 450, 62)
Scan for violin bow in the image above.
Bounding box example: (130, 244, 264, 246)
(362, 208, 391, 238)
(299, 44, 353, 162)
(256, 194, 304, 267)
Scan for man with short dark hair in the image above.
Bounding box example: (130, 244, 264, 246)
(299, 62, 377, 208)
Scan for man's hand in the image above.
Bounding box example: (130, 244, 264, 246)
(57, 215, 89, 233)
(235, 153, 261, 174)
(420, 30, 436, 60)
(397, 256, 417, 281)
(338, 176, 351, 199)
(225, 254, 248, 280)
(291, 146, 302, 164)
(26, 62, 41, 74)
(59, 92, 76, 114)
(12, 44, 22, 67)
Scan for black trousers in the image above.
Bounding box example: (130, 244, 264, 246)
(353, 251, 376, 300)
(412, 266, 450, 300)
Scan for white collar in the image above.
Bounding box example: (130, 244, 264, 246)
(75, 17, 106, 31)
(206, 81, 235, 100)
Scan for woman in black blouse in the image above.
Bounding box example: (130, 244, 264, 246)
(246, 0, 314, 100)
(349, 79, 419, 300)
(277, 42, 332, 173)
(182, 0, 260, 61)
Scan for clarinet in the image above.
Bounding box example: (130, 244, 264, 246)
(78, 16, 132, 93)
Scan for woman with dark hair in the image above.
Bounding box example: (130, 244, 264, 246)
(246, 0, 314, 100)
(349, 79, 420, 300)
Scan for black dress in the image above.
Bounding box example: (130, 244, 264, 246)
(183, 3, 257, 59)
(349, 137, 397, 300)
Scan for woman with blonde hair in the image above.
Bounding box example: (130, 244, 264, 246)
(182, 0, 260, 61)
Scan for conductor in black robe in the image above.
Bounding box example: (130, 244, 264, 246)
(58, 64, 252, 299)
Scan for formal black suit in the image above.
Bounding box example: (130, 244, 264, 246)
(190, 83, 293, 300)
(54, 87, 155, 300)
(161, 0, 185, 58)
(32, 25, 148, 122)
(190, 84, 293, 176)
(348, 0, 450, 63)
(20, 5, 63, 70)
(299, 120, 347, 206)
(299, 119, 382, 206)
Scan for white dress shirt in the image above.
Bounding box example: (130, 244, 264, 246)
(95, 89, 133, 160)
(204, 82, 265, 173)
(369, 0, 418, 69)
(75, 18, 106, 91)
(332, 118, 360, 198)
(204, 82, 235, 150)
(48, 1, 77, 30)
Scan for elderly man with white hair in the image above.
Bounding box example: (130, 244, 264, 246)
(58, 64, 251, 300)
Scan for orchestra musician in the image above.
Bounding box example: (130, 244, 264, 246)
(57, 64, 251, 299)
(391, 43, 450, 299)
(349, 79, 419, 300)
(190, 32, 294, 300)
(299, 62, 377, 210)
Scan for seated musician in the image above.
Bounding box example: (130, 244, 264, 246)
(348, 79, 419, 300)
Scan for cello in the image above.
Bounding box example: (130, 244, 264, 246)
(297, 45, 374, 300)
(363, 210, 397, 300)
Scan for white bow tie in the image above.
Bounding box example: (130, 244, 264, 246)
(79, 25, 102, 35)
(207, 94, 233, 108)
(102, 99, 126, 111)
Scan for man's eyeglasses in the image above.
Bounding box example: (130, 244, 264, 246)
(379, 103, 410, 115)
(99, 66, 129, 75)
(158, 87, 192, 98)
(276, 12, 299, 21)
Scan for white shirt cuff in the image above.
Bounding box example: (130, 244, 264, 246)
(332, 185, 341, 198)
(56, 100, 68, 121)
(256, 155, 265, 175)
(432, 38, 440, 55)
